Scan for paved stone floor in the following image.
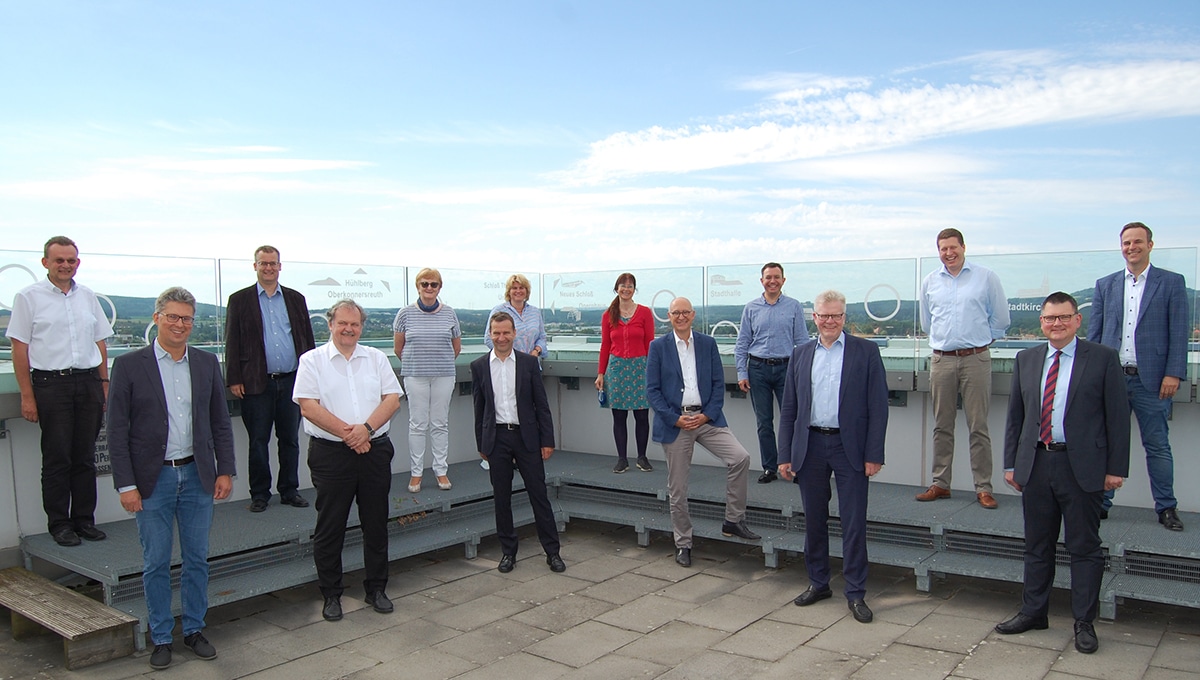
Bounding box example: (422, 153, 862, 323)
(2, 519, 1198, 679)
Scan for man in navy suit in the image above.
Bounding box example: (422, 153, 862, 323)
(995, 292, 1129, 654)
(1087, 222, 1187, 531)
(778, 290, 888, 624)
(646, 297, 760, 568)
(108, 287, 236, 669)
(471, 312, 565, 574)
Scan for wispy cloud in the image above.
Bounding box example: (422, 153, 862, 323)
(563, 57, 1200, 184)
(144, 158, 371, 173)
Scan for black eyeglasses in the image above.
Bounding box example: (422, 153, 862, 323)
(161, 313, 195, 325)
(1040, 314, 1077, 324)
(419, 281, 441, 289)
(813, 313, 844, 321)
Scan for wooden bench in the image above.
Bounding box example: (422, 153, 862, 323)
(0, 566, 138, 670)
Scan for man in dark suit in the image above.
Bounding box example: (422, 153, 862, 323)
(471, 312, 565, 574)
(225, 245, 316, 512)
(778, 290, 888, 624)
(646, 297, 760, 568)
(1087, 222, 1188, 530)
(108, 287, 237, 669)
(995, 292, 1129, 655)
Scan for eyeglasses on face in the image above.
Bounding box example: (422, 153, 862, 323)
(419, 281, 441, 289)
(256, 261, 280, 268)
(161, 313, 195, 325)
(813, 313, 845, 321)
(669, 310, 694, 317)
(1039, 314, 1077, 324)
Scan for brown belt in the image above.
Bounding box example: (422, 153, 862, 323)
(933, 346, 988, 357)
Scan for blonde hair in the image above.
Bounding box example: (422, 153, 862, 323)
(414, 267, 443, 289)
(505, 274, 532, 302)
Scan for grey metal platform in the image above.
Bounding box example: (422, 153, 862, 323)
(19, 450, 1200, 647)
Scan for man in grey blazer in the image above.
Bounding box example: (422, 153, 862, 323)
(1087, 222, 1188, 530)
(995, 292, 1129, 655)
(778, 290, 888, 624)
(108, 287, 237, 669)
(471, 312, 564, 574)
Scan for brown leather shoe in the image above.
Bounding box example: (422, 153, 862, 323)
(916, 484, 951, 502)
(977, 492, 998, 509)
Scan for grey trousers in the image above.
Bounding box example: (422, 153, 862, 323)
(662, 423, 751, 548)
(929, 349, 994, 492)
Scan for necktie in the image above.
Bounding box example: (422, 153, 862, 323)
(1039, 350, 1061, 445)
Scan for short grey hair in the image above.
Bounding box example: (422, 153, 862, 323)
(155, 286, 196, 314)
(813, 289, 846, 307)
(326, 299, 366, 324)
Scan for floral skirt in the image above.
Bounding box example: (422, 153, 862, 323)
(604, 356, 649, 410)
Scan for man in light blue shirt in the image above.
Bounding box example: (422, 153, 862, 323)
(917, 229, 1009, 509)
(734, 262, 807, 484)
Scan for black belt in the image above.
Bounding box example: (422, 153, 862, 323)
(932, 346, 989, 357)
(496, 423, 520, 430)
(1036, 442, 1067, 452)
(32, 367, 98, 377)
(681, 405, 703, 414)
(164, 456, 195, 467)
(1122, 366, 1139, 376)
(749, 355, 789, 366)
(267, 371, 296, 380)
(809, 426, 840, 435)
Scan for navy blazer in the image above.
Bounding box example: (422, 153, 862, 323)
(1004, 339, 1130, 493)
(777, 333, 889, 472)
(1088, 265, 1188, 392)
(471, 351, 555, 455)
(224, 284, 316, 395)
(108, 344, 237, 498)
(645, 331, 728, 444)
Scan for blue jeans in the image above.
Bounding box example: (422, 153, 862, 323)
(136, 463, 214, 645)
(241, 372, 302, 502)
(1104, 374, 1176, 513)
(748, 359, 788, 469)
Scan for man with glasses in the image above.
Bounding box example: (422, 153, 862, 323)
(647, 297, 760, 568)
(225, 245, 316, 512)
(1087, 222, 1188, 530)
(778, 291, 888, 624)
(995, 292, 1128, 655)
(108, 287, 237, 668)
(6, 236, 113, 546)
(734, 263, 806, 483)
(918, 228, 1010, 509)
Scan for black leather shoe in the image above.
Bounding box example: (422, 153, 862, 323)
(1159, 508, 1184, 531)
(546, 554, 566, 572)
(793, 585, 832, 607)
(1100, 508, 1109, 520)
(675, 548, 691, 567)
(721, 520, 761, 540)
(75, 523, 107, 541)
(757, 470, 777, 484)
(51, 526, 81, 547)
(322, 596, 343, 621)
(1074, 620, 1098, 653)
(848, 599, 873, 623)
(498, 554, 516, 573)
(282, 494, 309, 508)
(249, 498, 269, 513)
(995, 612, 1049, 634)
(149, 643, 172, 669)
(365, 591, 393, 614)
(184, 631, 217, 659)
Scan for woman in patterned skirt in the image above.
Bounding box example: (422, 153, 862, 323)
(594, 273, 655, 473)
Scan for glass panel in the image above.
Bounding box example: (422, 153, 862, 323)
(417, 267, 538, 355)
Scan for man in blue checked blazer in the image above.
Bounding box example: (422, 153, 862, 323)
(1087, 222, 1189, 531)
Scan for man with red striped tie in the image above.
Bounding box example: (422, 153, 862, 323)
(994, 292, 1129, 655)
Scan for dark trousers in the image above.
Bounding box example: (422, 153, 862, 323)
(32, 370, 104, 532)
(308, 436, 394, 598)
(488, 427, 560, 557)
(797, 429, 869, 601)
(748, 358, 788, 469)
(1020, 446, 1104, 622)
(241, 372, 302, 502)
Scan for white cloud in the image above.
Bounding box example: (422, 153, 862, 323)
(145, 158, 371, 173)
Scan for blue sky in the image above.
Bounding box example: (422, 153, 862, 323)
(2, 1, 1198, 273)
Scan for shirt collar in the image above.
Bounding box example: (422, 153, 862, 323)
(40, 276, 77, 295)
(817, 332, 846, 350)
(673, 330, 695, 349)
(940, 259, 973, 277)
(256, 282, 281, 298)
(1124, 263, 1152, 282)
(1048, 336, 1078, 360)
(321, 339, 366, 362)
(153, 339, 189, 363)
(489, 349, 514, 364)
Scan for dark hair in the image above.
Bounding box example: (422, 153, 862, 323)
(489, 311, 515, 332)
(1042, 291, 1078, 313)
(43, 236, 77, 258)
(1120, 222, 1153, 242)
(761, 262, 784, 276)
(254, 245, 280, 261)
(936, 228, 964, 247)
(606, 273, 636, 326)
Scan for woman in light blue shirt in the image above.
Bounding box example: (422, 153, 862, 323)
(484, 274, 547, 359)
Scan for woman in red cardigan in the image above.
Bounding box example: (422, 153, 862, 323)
(594, 273, 656, 473)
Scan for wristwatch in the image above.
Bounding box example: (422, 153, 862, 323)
(363, 422, 376, 437)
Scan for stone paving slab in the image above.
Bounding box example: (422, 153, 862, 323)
(524, 619, 642, 668)
(656, 649, 773, 679)
(423, 593, 534, 632)
(710, 617, 820, 662)
(852, 642, 964, 680)
(431, 618, 552, 665)
(896, 612, 1002, 654)
(952, 638, 1062, 680)
(339, 617, 461, 664)
(509, 593, 619, 634)
(616, 620, 729, 667)
(580, 571, 670, 604)
(1048, 636, 1158, 680)
(677, 592, 781, 632)
(594, 592, 702, 633)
